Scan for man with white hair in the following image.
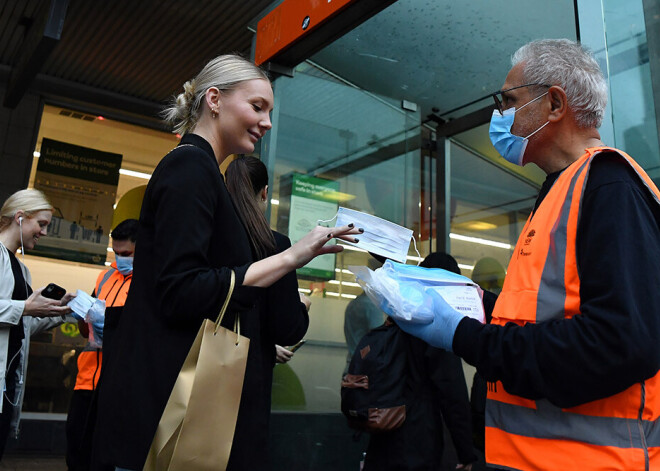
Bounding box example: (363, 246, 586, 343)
(396, 39, 660, 470)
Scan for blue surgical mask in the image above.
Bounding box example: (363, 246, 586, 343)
(115, 255, 134, 275)
(489, 92, 549, 166)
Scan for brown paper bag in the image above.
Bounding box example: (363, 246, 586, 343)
(144, 271, 249, 471)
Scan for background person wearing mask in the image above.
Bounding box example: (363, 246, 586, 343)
(65, 218, 138, 471)
(0, 189, 73, 460)
(395, 39, 660, 470)
(92, 54, 360, 471)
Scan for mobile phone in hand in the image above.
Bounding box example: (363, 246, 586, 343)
(288, 340, 306, 353)
(42, 283, 66, 300)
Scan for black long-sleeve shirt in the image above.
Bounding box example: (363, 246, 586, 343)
(453, 152, 660, 408)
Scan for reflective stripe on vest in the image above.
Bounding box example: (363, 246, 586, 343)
(96, 268, 116, 296)
(95, 267, 131, 307)
(486, 147, 660, 471)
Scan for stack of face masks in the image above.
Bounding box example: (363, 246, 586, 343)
(350, 260, 486, 325)
(68, 290, 105, 347)
(335, 207, 414, 263)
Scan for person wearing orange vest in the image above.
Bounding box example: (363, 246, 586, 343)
(395, 39, 660, 470)
(65, 218, 138, 471)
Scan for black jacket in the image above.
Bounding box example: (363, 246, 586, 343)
(93, 134, 306, 470)
(454, 152, 660, 408)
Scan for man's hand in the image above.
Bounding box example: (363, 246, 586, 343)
(395, 289, 465, 351)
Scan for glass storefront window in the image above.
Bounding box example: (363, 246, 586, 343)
(263, 62, 423, 412)
(262, 0, 579, 420)
(21, 105, 176, 415)
(602, 0, 660, 181)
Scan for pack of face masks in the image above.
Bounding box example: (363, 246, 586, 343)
(349, 260, 485, 325)
(68, 290, 105, 347)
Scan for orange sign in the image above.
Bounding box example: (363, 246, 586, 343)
(255, 0, 354, 65)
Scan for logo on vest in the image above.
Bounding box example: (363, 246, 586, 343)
(520, 228, 535, 256)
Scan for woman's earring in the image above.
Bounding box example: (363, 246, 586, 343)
(211, 107, 218, 118)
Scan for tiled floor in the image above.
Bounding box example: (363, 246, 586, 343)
(0, 455, 66, 470)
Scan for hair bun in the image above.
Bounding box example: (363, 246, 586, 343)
(183, 79, 196, 102)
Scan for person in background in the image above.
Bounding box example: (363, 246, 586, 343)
(225, 155, 310, 371)
(342, 259, 385, 374)
(92, 54, 360, 471)
(0, 189, 73, 460)
(470, 257, 505, 296)
(65, 218, 138, 471)
(363, 252, 476, 471)
(396, 39, 660, 470)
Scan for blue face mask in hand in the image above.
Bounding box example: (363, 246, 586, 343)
(115, 255, 134, 275)
(489, 92, 549, 166)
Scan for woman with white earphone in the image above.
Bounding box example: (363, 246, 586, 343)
(0, 189, 73, 459)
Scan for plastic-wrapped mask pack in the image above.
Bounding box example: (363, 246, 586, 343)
(350, 260, 485, 325)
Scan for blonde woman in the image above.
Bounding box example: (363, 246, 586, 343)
(93, 55, 360, 471)
(0, 189, 72, 459)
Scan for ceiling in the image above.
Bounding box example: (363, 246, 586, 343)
(311, 0, 577, 121)
(0, 0, 278, 117)
(0, 0, 578, 124)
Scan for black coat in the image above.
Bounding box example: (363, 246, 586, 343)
(93, 134, 306, 470)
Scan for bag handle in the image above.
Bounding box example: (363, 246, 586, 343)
(214, 270, 237, 341)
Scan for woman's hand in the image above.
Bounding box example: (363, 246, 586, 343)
(243, 224, 362, 288)
(275, 345, 294, 364)
(61, 292, 76, 306)
(299, 293, 311, 311)
(286, 224, 363, 269)
(23, 287, 72, 317)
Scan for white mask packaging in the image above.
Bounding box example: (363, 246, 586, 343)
(335, 207, 413, 263)
(68, 289, 106, 323)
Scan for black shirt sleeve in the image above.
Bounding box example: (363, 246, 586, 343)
(453, 153, 660, 408)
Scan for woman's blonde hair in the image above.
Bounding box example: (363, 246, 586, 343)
(162, 54, 270, 135)
(0, 189, 53, 233)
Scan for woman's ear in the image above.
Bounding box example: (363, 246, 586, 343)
(15, 211, 25, 225)
(205, 87, 221, 115)
(260, 186, 268, 202)
(547, 85, 568, 123)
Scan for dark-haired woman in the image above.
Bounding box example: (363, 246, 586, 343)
(93, 55, 360, 471)
(225, 155, 310, 450)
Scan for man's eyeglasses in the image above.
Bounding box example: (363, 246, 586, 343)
(492, 83, 551, 115)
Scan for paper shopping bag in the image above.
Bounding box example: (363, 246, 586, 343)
(144, 271, 249, 471)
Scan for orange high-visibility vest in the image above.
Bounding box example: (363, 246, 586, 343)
(74, 266, 131, 391)
(486, 147, 660, 471)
